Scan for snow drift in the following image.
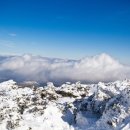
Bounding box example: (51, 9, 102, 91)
(0, 79, 130, 130)
(0, 53, 130, 83)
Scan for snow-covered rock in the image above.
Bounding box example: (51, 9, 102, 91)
(0, 80, 130, 130)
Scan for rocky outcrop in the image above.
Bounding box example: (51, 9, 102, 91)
(0, 80, 130, 130)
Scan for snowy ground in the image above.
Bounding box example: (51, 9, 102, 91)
(0, 80, 130, 130)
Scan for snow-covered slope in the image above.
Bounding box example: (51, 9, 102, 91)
(0, 80, 130, 130)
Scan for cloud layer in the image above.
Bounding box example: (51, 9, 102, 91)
(0, 53, 130, 84)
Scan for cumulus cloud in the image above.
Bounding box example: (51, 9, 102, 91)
(0, 53, 130, 84)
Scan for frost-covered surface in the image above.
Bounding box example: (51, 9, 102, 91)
(0, 80, 130, 130)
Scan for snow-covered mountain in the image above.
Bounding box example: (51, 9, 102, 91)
(0, 80, 130, 130)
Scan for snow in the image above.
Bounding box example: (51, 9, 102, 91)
(0, 79, 130, 130)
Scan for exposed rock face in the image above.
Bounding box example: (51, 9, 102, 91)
(0, 80, 130, 130)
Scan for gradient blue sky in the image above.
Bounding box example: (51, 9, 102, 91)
(0, 0, 130, 64)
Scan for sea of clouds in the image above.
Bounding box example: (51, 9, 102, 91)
(0, 53, 130, 84)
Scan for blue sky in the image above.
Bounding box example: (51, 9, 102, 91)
(0, 0, 130, 64)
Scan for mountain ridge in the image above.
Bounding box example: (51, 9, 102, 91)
(0, 79, 130, 130)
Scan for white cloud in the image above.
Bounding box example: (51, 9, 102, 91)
(0, 40, 15, 48)
(0, 53, 130, 84)
(8, 33, 16, 37)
